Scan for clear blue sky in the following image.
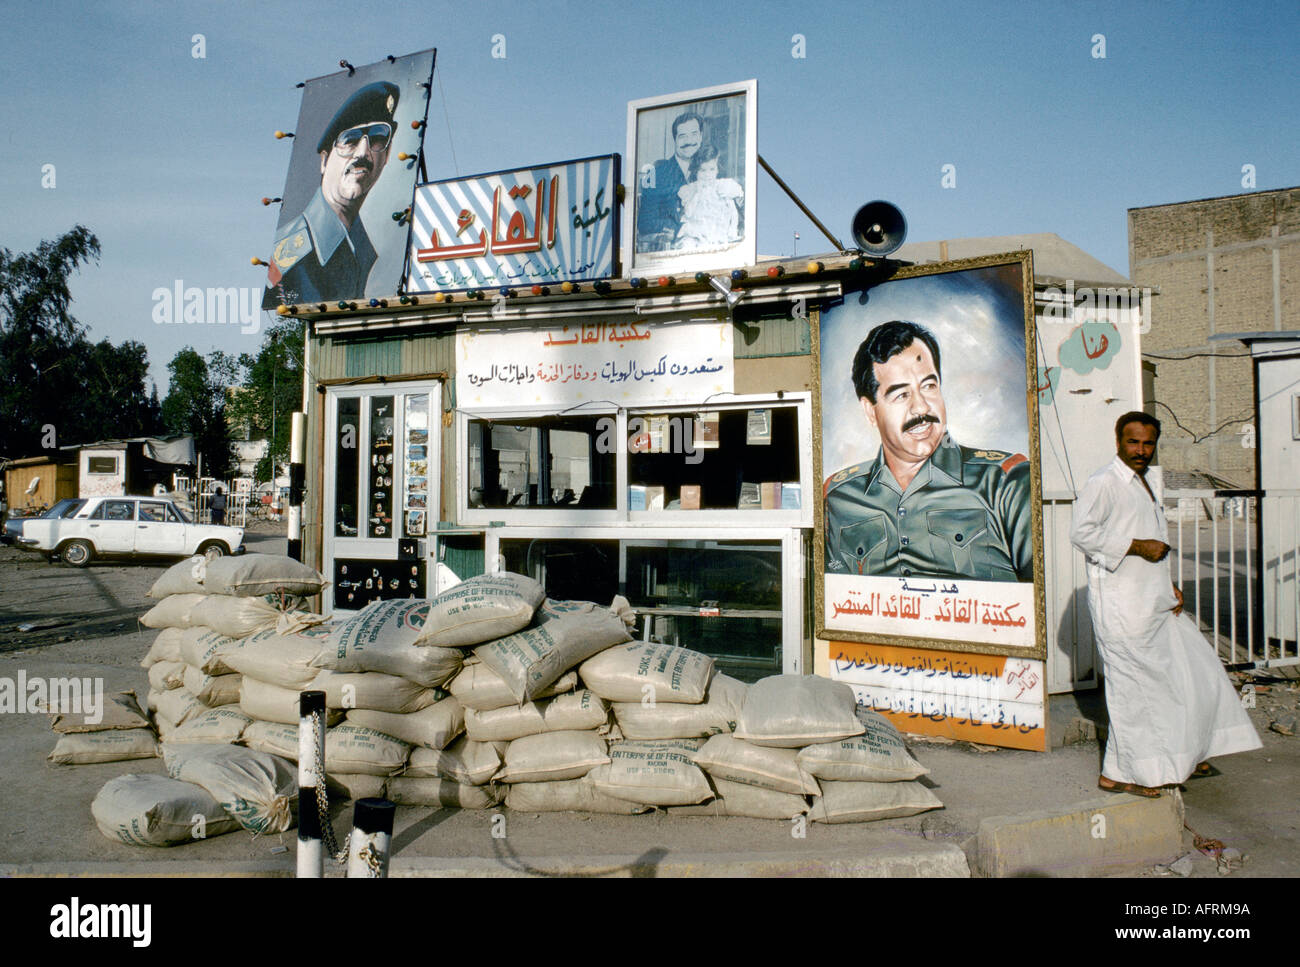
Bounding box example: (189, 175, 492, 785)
(3, 0, 1296, 395)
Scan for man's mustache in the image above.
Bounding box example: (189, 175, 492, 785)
(901, 414, 940, 433)
(347, 158, 373, 173)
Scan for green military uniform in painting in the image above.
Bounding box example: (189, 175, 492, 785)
(824, 432, 1033, 581)
(264, 81, 398, 307)
(268, 189, 379, 305)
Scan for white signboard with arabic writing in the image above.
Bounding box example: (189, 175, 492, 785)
(456, 320, 733, 409)
(823, 640, 1046, 749)
(836, 659, 1046, 737)
(406, 155, 618, 294)
(825, 573, 1036, 649)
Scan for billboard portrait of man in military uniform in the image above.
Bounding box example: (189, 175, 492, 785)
(823, 319, 1033, 582)
(263, 50, 436, 310)
(817, 255, 1044, 653)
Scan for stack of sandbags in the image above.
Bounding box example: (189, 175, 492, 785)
(455, 595, 650, 814)
(539, 640, 727, 814)
(138, 554, 328, 748)
(674, 675, 939, 823)
(48, 691, 160, 766)
(305, 577, 647, 812)
(327, 574, 550, 808)
(117, 563, 942, 834)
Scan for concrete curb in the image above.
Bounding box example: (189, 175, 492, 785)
(973, 789, 1185, 877)
(1, 841, 971, 878)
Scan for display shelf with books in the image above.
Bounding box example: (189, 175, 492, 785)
(489, 530, 802, 682)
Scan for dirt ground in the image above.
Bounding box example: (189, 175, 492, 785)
(0, 531, 1296, 878)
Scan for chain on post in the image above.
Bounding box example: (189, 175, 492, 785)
(311, 710, 350, 863)
(356, 840, 383, 876)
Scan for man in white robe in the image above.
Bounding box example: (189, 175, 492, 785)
(1070, 411, 1260, 796)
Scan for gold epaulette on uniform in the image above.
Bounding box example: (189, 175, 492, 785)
(823, 463, 865, 498)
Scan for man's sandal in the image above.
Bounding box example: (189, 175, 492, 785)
(1190, 762, 1214, 778)
(1098, 776, 1161, 798)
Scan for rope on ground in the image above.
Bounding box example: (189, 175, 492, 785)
(1184, 820, 1225, 857)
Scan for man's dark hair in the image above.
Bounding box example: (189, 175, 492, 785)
(851, 321, 942, 403)
(671, 112, 705, 139)
(1115, 410, 1161, 441)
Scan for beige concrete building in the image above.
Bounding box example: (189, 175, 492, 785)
(1128, 187, 1300, 487)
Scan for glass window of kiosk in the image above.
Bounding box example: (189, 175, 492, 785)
(495, 533, 795, 683)
(466, 414, 616, 511)
(459, 395, 811, 527)
(626, 404, 803, 514)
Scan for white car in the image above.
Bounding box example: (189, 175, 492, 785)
(17, 496, 245, 568)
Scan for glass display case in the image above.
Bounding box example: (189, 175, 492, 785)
(624, 539, 783, 680)
(494, 530, 801, 683)
(627, 405, 802, 512)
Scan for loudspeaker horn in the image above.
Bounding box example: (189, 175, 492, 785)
(851, 201, 907, 257)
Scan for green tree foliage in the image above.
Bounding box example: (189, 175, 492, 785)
(0, 226, 162, 457)
(73, 339, 163, 439)
(162, 348, 238, 480)
(226, 319, 304, 483)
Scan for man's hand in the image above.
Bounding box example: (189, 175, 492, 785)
(1172, 584, 1184, 615)
(1128, 538, 1170, 563)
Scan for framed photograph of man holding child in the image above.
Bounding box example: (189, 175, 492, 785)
(624, 80, 757, 276)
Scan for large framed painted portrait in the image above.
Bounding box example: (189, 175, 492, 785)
(262, 49, 436, 310)
(814, 252, 1046, 659)
(623, 80, 757, 277)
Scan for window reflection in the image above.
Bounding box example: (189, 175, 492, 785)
(468, 416, 615, 510)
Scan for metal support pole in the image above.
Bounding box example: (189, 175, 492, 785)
(347, 798, 396, 878)
(297, 689, 326, 878)
(757, 154, 845, 252)
(288, 412, 306, 562)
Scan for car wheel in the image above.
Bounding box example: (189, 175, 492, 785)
(199, 541, 228, 561)
(61, 539, 94, 568)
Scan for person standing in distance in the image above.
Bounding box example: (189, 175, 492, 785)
(823, 320, 1033, 581)
(267, 81, 399, 305)
(1070, 411, 1260, 797)
(210, 485, 227, 527)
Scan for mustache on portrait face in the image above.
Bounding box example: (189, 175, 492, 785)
(901, 413, 940, 433)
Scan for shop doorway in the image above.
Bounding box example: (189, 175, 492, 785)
(323, 383, 440, 611)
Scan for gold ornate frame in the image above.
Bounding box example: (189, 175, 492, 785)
(812, 251, 1047, 659)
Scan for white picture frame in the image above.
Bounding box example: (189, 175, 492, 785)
(623, 80, 757, 278)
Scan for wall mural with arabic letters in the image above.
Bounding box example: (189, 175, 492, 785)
(405, 154, 618, 294)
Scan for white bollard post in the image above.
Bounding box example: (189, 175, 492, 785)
(288, 411, 306, 562)
(347, 798, 396, 878)
(296, 689, 327, 878)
